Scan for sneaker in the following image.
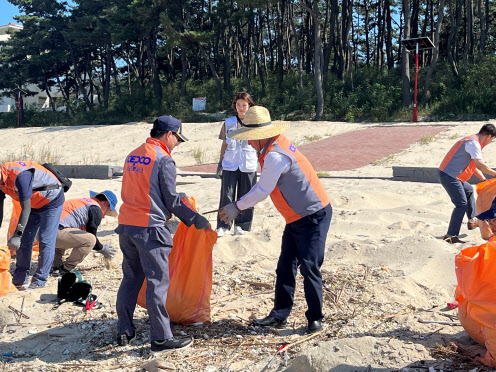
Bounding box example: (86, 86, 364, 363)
(51, 265, 71, 277)
(26, 282, 44, 291)
(117, 332, 136, 346)
(233, 226, 245, 236)
(216, 228, 229, 237)
(150, 337, 193, 353)
(14, 283, 28, 291)
(443, 235, 466, 244)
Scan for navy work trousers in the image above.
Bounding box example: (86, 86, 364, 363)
(116, 230, 173, 341)
(269, 204, 332, 323)
(13, 203, 63, 287)
(439, 170, 475, 237)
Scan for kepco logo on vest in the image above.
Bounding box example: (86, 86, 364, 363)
(16, 161, 27, 167)
(289, 143, 296, 153)
(126, 155, 151, 173)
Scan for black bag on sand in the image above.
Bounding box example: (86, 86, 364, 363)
(57, 271, 95, 306)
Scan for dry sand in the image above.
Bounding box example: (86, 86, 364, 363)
(0, 119, 495, 371)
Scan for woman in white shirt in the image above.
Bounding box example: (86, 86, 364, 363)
(216, 92, 258, 237)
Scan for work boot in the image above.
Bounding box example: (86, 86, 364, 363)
(51, 265, 71, 277)
(252, 316, 287, 328)
(307, 320, 323, 334)
(117, 332, 136, 346)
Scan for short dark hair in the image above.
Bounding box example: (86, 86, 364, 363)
(479, 124, 496, 137)
(94, 194, 107, 202)
(231, 92, 255, 111)
(150, 128, 168, 139)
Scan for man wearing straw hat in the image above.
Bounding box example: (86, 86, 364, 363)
(219, 106, 332, 334)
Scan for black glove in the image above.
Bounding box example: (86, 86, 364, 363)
(216, 163, 223, 179)
(193, 214, 210, 230)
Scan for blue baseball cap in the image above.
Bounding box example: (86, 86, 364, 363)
(153, 115, 188, 142)
(90, 190, 118, 217)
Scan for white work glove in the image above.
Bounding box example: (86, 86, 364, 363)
(8, 235, 21, 251)
(219, 202, 241, 223)
(97, 243, 117, 258)
(193, 214, 210, 230)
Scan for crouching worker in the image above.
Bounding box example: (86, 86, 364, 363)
(51, 190, 118, 276)
(219, 106, 332, 334)
(0, 161, 64, 290)
(116, 115, 211, 353)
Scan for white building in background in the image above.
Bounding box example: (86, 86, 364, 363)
(0, 23, 64, 112)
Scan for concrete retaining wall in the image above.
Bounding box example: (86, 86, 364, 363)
(55, 165, 123, 180)
(392, 166, 493, 184)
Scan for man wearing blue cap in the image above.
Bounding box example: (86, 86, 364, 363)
(116, 115, 210, 353)
(51, 190, 118, 276)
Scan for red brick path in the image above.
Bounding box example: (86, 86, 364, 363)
(180, 125, 449, 173)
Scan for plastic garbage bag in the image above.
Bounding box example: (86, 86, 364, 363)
(137, 197, 217, 324)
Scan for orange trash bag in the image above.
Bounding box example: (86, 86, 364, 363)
(0, 246, 17, 296)
(137, 197, 217, 325)
(475, 179, 496, 240)
(455, 238, 496, 367)
(8, 200, 39, 257)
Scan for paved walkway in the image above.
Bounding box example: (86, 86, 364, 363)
(180, 125, 449, 173)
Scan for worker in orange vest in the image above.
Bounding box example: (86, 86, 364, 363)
(439, 124, 496, 244)
(0, 161, 64, 290)
(219, 106, 332, 334)
(116, 115, 210, 353)
(51, 190, 118, 276)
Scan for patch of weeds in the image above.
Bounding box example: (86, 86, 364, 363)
(80, 153, 102, 165)
(372, 153, 396, 166)
(304, 135, 322, 142)
(0, 144, 60, 164)
(192, 146, 209, 165)
(419, 135, 437, 145)
(317, 171, 331, 177)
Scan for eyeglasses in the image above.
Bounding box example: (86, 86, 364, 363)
(486, 218, 496, 224)
(173, 132, 182, 143)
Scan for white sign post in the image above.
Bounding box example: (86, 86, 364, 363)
(192, 97, 206, 111)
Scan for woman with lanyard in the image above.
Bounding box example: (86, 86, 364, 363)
(215, 92, 258, 237)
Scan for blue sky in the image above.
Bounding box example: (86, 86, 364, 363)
(0, 0, 20, 26)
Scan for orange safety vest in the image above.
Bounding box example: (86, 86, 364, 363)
(0, 161, 61, 209)
(59, 198, 102, 230)
(439, 134, 484, 182)
(119, 137, 174, 227)
(259, 134, 331, 224)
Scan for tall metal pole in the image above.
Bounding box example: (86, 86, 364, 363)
(17, 91, 21, 128)
(413, 43, 419, 122)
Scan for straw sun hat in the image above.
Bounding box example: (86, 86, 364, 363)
(227, 106, 290, 140)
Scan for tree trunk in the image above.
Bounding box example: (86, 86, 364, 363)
(301, 0, 324, 120)
(288, 1, 304, 93)
(198, 43, 222, 102)
(402, 0, 411, 106)
(421, 0, 446, 105)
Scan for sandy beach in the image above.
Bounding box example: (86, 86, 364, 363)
(0, 119, 495, 371)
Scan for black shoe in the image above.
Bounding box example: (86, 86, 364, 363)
(51, 265, 71, 277)
(151, 337, 193, 353)
(252, 316, 287, 328)
(307, 320, 323, 334)
(117, 332, 136, 346)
